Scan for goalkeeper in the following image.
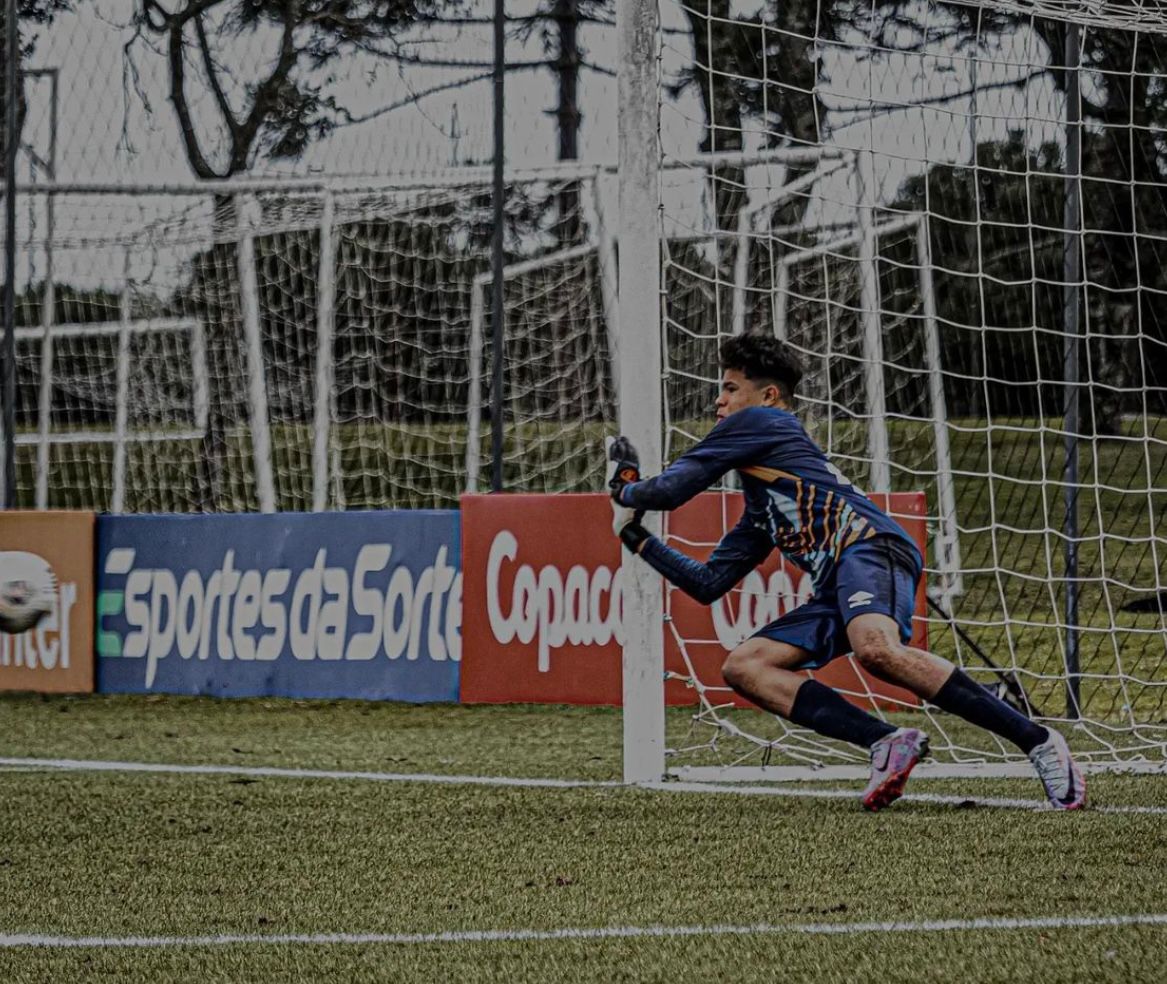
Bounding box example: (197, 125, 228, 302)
(609, 333, 1084, 811)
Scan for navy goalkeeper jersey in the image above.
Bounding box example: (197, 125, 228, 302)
(617, 406, 918, 598)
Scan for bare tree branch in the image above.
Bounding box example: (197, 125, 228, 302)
(120, 16, 152, 154)
(194, 12, 239, 139)
(143, 0, 225, 30)
(351, 46, 550, 71)
(337, 70, 496, 126)
(823, 68, 1048, 120)
(579, 58, 613, 78)
(165, 17, 218, 178)
(234, 0, 301, 171)
(134, 0, 609, 180)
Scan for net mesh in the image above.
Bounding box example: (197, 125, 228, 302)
(5, 0, 1167, 773)
(11, 175, 617, 512)
(657, 0, 1167, 772)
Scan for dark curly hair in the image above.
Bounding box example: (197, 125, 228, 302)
(719, 334, 803, 403)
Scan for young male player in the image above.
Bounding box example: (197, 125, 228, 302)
(609, 333, 1085, 811)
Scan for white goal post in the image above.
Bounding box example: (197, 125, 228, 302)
(15, 315, 209, 512)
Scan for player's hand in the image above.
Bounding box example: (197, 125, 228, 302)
(606, 435, 641, 501)
(610, 498, 641, 537)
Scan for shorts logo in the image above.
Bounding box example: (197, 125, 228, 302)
(847, 590, 874, 609)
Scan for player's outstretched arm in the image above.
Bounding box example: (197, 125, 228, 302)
(618, 516, 771, 606)
(612, 412, 773, 513)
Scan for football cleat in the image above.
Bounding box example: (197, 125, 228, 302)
(861, 727, 929, 812)
(1028, 728, 1086, 810)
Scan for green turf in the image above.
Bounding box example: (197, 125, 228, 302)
(1, 695, 1166, 983)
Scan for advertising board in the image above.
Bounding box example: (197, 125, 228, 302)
(461, 492, 926, 708)
(0, 511, 96, 694)
(97, 511, 460, 701)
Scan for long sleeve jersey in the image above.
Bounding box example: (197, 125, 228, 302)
(616, 405, 920, 604)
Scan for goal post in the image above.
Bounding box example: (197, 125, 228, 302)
(617, 0, 665, 783)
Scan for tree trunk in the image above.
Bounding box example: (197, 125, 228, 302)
(553, 0, 582, 247)
(0, 4, 25, 215)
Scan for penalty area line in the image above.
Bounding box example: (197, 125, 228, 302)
(2, 756, 1166, 815)
(2, 912, 1166, 950)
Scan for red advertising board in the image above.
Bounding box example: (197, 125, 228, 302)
(460, 492, 927, 709)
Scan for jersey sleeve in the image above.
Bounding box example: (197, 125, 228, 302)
(618, 409, 778, 512)
(637, 515, 772, 605)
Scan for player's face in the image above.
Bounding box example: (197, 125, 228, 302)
(716, 369, 781, 420)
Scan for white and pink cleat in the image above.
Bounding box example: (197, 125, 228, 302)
(861, 727, 930, 812)
(1028, 729, 1087, 810)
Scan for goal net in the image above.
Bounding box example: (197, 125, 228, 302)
(7, 0, 1165, 782)
(623, 0, 1167, 779)
(10, 172, 617, 513)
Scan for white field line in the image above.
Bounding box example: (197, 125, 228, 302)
(2, 756, 1166, 815)
(650, 780, 1167, 815)
(2, 913, 1166, 950)
(0, 757, 620, 789)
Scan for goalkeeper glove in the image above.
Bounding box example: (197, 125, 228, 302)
(617, 517, 650, 554)
(606, 435, 641, 502)
(609, 495, 650, 552)
(606, 436, 650, 551)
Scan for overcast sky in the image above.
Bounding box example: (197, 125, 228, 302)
(13, 0, 1067, 291)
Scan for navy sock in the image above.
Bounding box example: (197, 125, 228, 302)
(788, 679, 897, 749)
(931, 669, 1047, 753)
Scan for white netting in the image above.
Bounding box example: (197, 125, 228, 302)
(10, 173, 617, 511)
(5, 0, 1167, 774)
(656, 0, 1167, 775)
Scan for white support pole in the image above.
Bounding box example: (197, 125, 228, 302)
(917, 217, 962, 598)
(591, 171, 621, 392)
(852, 152, 890, 491)
(236, 194, 276, 513)
(312, 190, 336, 512)
(34, 201, 54, 509)
(618, 0, 664, 784)
(772, 262, 789, 341)
(111, 250, 132, 514)
(465, 274, 486, 493)
(731, 202, 750, 336)
(190, 320, 209, 431)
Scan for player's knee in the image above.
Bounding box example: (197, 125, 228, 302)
(852, 634, 904, 675)
(722, 642, 766, 692)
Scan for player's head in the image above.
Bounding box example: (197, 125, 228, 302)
(716, 334, 802, 419)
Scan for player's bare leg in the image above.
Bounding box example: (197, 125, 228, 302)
(846, 612, 1085, 809)
(720, 637, 817, 716)
(722, 636, 909, 802)
(846, 613, 953, 695)
(723, 636, 924, 810)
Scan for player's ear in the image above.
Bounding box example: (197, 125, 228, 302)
(761, 382, 781, 407)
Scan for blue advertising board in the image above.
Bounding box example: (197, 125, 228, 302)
(96, 512, 460, 702)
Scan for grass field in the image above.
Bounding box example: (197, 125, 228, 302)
(2, 694, 1166, 983)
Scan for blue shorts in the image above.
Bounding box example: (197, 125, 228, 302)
(753, 536, 921, 670)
